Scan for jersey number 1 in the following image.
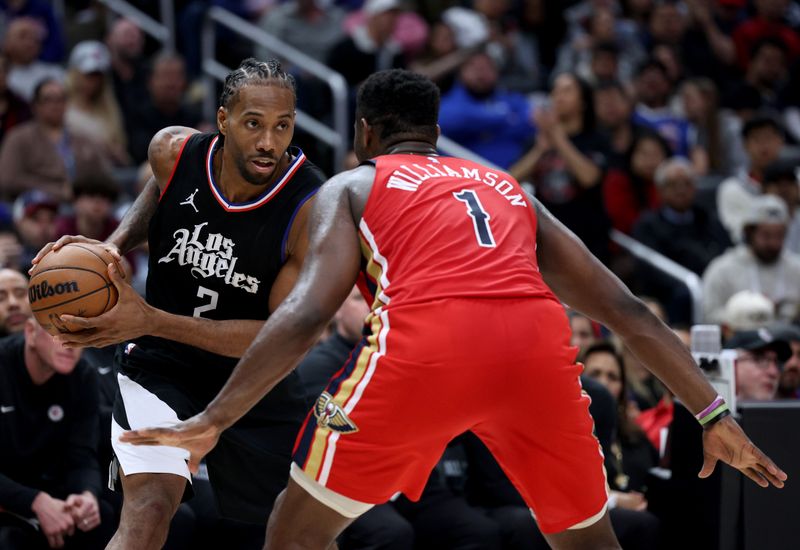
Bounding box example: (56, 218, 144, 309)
(453, 189, 496, 248)
(193, 286, 219, 318)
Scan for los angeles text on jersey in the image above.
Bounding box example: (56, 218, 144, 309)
(158, 221, 261, 293)
(385, 161, 528, 207)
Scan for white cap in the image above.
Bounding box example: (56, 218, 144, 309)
(69, 41, 111, 74)
(363, 0, 403, 15)
(723, 290, 775, 331)
(441, 7, 490, 49)
(742, 194, 789, 227)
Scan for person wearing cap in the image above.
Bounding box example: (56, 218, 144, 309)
(0, 79, 109, 202)
(703, 193, 800, 323)
(721, 289, 775, 341)
(771, 323, 800, 398)
(762, 158, 800, 254)
(11, 190, 58, 269)
(725, 327, 791, 400)
(65, 41, 130, 166)
(716, 112, 786, 243)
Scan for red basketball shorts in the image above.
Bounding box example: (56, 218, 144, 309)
(292, 297, 608, 533)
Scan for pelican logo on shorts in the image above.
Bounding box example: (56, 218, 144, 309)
(314, 392, 358, 434)
(29, 280, 79, 304)
(47, 404, 64, 422)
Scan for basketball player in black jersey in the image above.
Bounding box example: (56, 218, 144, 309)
(31, 59, 325, 549)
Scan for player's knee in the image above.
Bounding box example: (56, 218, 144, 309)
(121, 491, 179, 534)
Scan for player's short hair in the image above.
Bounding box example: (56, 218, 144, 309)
(219, 58, 296, 110)
(356, 69, 439, 142)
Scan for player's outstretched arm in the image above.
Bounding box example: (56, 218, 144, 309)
(532, 196, 787, 489)
(120, 172, 363, 467)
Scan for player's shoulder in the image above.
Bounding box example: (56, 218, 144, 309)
(148, 126, 201, 181)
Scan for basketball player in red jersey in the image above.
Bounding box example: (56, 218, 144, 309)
(122, 70, 787, 549)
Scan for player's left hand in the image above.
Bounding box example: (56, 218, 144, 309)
(56, 262, 153, 348)
(699, 415, 788, 488)
(119, 413, 222, 475)
(65, 491, 101, 532)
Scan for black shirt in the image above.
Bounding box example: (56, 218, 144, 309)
(0, 333, 101, 516)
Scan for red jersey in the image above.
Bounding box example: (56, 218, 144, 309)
(357, 154, 556, 311)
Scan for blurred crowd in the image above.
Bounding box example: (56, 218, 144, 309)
(0, 0, 799, 548)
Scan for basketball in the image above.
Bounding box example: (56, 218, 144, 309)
(28, 243, 119, 335)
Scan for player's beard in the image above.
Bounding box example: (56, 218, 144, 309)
(235, 153, 276, 187)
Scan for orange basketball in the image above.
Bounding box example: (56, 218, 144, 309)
(28, 243, 119, 335)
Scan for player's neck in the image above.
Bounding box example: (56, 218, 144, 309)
(214, 147, 291, 203)
(383, 140, 438, 156)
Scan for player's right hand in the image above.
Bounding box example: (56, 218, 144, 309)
(31, 492, 75, 548)
(119, 412, 222, 475)
(699, 415, 787, 488)
(29, 235, 122, 274)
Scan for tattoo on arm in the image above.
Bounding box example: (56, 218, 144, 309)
(109, 178, 160, 254)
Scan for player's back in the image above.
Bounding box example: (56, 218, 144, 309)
(359, 154, 556, 310)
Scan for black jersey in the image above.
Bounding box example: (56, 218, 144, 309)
(124, 132, 323, 395)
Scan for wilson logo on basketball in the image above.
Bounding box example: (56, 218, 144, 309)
(28, 280, 80, 304)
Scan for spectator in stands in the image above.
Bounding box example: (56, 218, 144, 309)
(568, 309, 599, 355)
(761, 158, 800, 255)
(604, 129, 669, 234)
(703, 194, 800, 323)
(721, 290, 776, 341)
(0, 268, 30, 337)
(679, 77, 746, 177)
(105, 18, 147, 136)
(0, 221, 23, 273)
(326, 0, 405, 89)
(732, 0, 800, 70)
(717, 113, 786, 242)
(0, 79, 108, 201)
(11, 190, 57, 270)
(439, 51, 535, 169)
(65, 41, 130, 167)
(771, 323, 800, 399)
(633, 156, 731, 275)
(127, 52, 202, 165)
(0, 53, 31, 145)
(632, 58, 702, 166)
(510, 72, 610, 262)
(0, 0, 65, 63)
(725, 327, 791, 400)
(53, 173, 119, 244)
(256, 0, 346, 64)
(555, 6, 644, 84)
(727, 37, 790, 111)
(2, 17, 63, 102)
(297, 288, 502, 549)
(682, 0, 739, 86)
(409, 17, 484, 95)
(594, 80, 640, 169)
(0, 318, 114, 550)
(582, 342, 659, 518)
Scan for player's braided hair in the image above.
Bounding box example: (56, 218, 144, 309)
(356, 69, 439, 142)
(219, 58, 297, 109)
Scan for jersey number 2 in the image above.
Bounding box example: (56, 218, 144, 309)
(193, 286, 219, 318)
(453, 189, 496, 248)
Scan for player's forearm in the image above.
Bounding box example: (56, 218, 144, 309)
(150, 309, 265, 358)
(108, 177, 159, 254)
(205, 295, 329, 429)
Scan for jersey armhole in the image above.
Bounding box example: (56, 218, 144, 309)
(281, 187, 320, 263)
(158, 136, 192, 202)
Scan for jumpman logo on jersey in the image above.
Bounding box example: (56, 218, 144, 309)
(181, 189, 199, 213)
